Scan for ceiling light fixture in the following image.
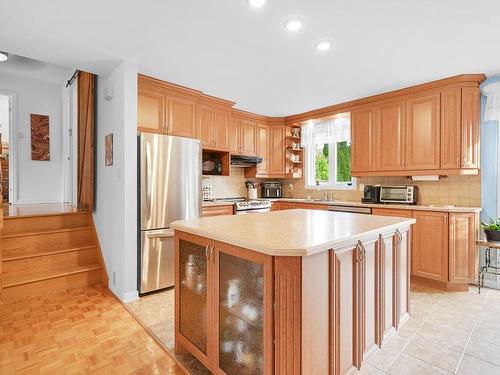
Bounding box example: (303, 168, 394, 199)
(283, 17, 304, 32)
(315, 40, 332, 51)
(246, 0, 266, 8)
(0, 51, 8, 62)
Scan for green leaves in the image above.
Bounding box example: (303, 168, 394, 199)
(481, 218, 500, 231)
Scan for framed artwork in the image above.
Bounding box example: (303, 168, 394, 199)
(105, 133, 113, 166)
(31, 114, 50, 161)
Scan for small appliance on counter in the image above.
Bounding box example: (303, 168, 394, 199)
(380, 185, 418, 204)
(361, 185, 381, 203)
(261, 181, 282, 198)
(202, 155, 223, 175)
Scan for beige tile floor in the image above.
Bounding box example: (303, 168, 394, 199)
(127, 286, 500, 375)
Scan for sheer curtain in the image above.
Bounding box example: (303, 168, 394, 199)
(482, 80, 500, 123)
(301, 117, 350, 147)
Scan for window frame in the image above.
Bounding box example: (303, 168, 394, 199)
(305, 141, 356, 190)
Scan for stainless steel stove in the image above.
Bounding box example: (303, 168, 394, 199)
(220, 198, 272, 214)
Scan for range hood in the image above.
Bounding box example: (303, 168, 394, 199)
(230, 154, 263, 167)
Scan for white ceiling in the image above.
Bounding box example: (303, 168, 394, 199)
(1, 0, 499, 116)
(0, 54, 72, 85)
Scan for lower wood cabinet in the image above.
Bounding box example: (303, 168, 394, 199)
(201, 205, 234, 217)
(290, 202, 328, 210)
(372, 207, 478, 291)
(175, 232, 273, 374)
(176, 227, 412, 375)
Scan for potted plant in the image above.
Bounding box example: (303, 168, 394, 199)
(482, 218, 500, 242)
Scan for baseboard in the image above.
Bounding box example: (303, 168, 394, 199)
(108, 285, 139, 303)
(411, 275, 469, 292)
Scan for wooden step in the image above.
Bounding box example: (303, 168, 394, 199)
(3, 212, 90, 237)
(3, 245, 97, 262)
(2, 263, 102, 288)
(2, 248, 99, 276)
(1, 268, 103, 303)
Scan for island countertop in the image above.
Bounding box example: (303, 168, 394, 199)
(171, 209, 415, 256)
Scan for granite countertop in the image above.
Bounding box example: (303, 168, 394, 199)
(272, 198, 482, 213)
(172, 209, 415, 257)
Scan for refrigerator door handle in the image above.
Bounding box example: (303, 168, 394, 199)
(145, 141, 152, 220)
(146, 228, 175, 238)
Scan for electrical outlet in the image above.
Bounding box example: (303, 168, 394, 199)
(288, 183, 294, 191)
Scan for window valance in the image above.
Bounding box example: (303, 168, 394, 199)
(301, 117, 350, 147)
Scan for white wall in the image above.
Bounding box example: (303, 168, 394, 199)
(93, 61, 138, 302)
(0, 72, 64, 203)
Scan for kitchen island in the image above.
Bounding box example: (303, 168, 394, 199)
(172, 209, 415, 375)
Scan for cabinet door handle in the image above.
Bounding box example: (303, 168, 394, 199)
(205, 244, 210, 261)
(210, 245, 215, 263)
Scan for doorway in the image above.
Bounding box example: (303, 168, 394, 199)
(0, 92, 15, 204)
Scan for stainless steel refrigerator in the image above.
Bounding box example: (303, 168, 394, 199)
(139, 133, 201, 293)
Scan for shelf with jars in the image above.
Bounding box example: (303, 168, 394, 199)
(285, 124, 303, 179)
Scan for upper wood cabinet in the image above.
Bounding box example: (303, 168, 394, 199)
(196, 103, 230, 150)
(268, 125, 286, 175)
(440, 88, 462, 169)
(374, 99, 405, 171)
(349, 76, 483, 177)
(351, 107, 375, 173)
(240, 119, 257, 156)
(167, 96, 196, 138)
(138, 89, 165, 134)
(405, 93, 441, 171)
(461, 87, 480, 169)
(256, 123, 269, 175)
(138, 76, 197, 138)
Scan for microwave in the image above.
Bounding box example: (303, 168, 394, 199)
(380, 186, 418, 204)
(362, 185, 381, 203)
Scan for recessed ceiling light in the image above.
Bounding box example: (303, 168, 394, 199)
(246, 0, 266, 8)
(315, 40, 332, 51)
(283, 17, 304, 32)
(0, 51, 8, 62)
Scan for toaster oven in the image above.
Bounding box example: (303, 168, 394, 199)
(380, 186, 418, 204)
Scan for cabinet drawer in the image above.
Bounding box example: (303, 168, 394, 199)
(202, 205, 234, 217)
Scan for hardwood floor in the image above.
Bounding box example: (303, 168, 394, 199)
(0, 286, 186, 374)
(2, 203, 79, 218)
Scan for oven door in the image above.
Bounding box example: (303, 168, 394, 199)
(235, 208, 271, 215)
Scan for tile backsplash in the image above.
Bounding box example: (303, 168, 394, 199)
(282, 175, 481, 207)
(203, 169, 481, 207)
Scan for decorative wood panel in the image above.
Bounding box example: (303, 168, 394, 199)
(440, 88, 462, 169)
(256, 123, 269, 174)
(379, 234, 396, 345)
(275, 256, 301, 375)
(396, 228, 411, 327)
(269, 125, 286, 175)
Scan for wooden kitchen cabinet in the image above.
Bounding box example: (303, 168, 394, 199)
(411, 211, 449, 282)
(374, 99, 405, 171)
(290, 202, 328, 210)
(256, 123, 269, 175)
(175, 231, 273, 374)
(405, 93, 441, 171)
(268, 125, 286, 175)
(449, 212, 477, 283)
(138, 89, 165, 134)
(372, 208, 413, 218)
(461, 87, 480, 169)
(351, 107, 375, 173)
(201, 205, 234, 217)
(240, 119, 257, 156)
(441, 88, 462, 169)
(273, 202, 292, 210)
(196, 104, 230, 150)
(167, 96, 196, 138)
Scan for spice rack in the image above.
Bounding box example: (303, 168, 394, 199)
(285, 124, 303, 178)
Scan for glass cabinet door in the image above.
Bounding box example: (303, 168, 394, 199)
(215, 242, 272, 375)
(178, 237, 210, 361)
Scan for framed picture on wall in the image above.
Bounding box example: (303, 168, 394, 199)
(105, 133, 113, 166)
(31, 113, 50, 161)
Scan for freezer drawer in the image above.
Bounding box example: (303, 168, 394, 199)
(140, 228, 175, 293)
